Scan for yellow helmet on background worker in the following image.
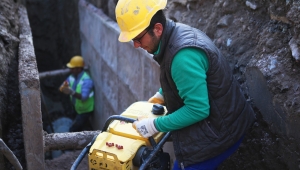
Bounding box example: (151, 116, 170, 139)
(67, 56, 84, 68)
(115, 0, 167, 42)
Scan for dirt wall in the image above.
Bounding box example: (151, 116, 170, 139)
(162, 0, 300, 169)
(0, 0, 24, 169)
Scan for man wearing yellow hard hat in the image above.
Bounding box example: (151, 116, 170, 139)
(59, 56, 94, 132)
(116, 0, 255, 169)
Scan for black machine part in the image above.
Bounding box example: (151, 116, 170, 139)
(133, 146, 150, 167)
(133, 146, 170, 170)
(152, 104, 165, 115)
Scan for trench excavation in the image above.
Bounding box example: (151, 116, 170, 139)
(1, 0, 300, 170)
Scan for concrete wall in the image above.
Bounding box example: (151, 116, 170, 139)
(78, 0, 161, 130)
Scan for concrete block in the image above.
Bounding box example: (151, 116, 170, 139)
(18, 5, 45, 170)
(100, 61, 119, 113)
(245, 67, 287, 135)
(117, 45, 144, 99)
(117, 83, 137, 114)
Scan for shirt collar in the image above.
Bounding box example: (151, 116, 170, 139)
(72, 70, 84, 80)
(154, 41, 162, 55)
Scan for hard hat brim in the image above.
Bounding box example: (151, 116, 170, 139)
(118, 28, 145, 42)
(67, 63, 75, 68)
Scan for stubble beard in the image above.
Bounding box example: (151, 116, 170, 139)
(148, 35, 160, 54)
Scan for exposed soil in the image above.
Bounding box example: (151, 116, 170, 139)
(162, 1, 300, 169)
(0, 0, 24, 169)
(45, 150, 88, 170)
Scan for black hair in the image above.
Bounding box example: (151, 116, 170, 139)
(147, 10, 166, 36)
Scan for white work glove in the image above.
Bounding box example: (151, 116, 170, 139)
(133, 118, 158, 138)
(148, 92, 164, 105)
(61, 86, 75, 95)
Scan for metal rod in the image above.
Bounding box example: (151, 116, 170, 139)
(70, 135, 97, 170)
(0, 138, 23, 170)
(139, 132, 171, 170)
(39, 68, 70, 79)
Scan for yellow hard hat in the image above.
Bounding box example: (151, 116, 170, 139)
(115, 0, 167, 42)
(67, 56, 84, 68)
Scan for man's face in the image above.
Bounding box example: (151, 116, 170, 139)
(70, 67, 82, 76)
(132, 23, 163, 54)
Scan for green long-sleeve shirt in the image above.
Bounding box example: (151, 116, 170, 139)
(155, 47, 210, 132)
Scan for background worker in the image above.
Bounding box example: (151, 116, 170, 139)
(115, 0, 255, 170)
(59, 55, 94, 132)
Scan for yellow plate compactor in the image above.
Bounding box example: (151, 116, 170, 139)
(71, 101, 171, 170)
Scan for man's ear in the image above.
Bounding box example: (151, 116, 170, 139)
(153, 23, 163, 37)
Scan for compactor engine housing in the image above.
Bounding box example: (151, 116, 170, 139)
(88, 101, 170, 170)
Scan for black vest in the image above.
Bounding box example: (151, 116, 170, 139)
(153, 20, 255, 168)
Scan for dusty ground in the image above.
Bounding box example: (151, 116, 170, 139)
(45, 150, 88, 170)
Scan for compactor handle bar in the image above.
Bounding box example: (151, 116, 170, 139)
(101, 115, 136, 131)
(70, 135, 97, 170)
(102, 115, 158, 147)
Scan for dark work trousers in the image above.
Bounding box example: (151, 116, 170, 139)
(69, 111, 93, 132)
(172, 135, 245, 170)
